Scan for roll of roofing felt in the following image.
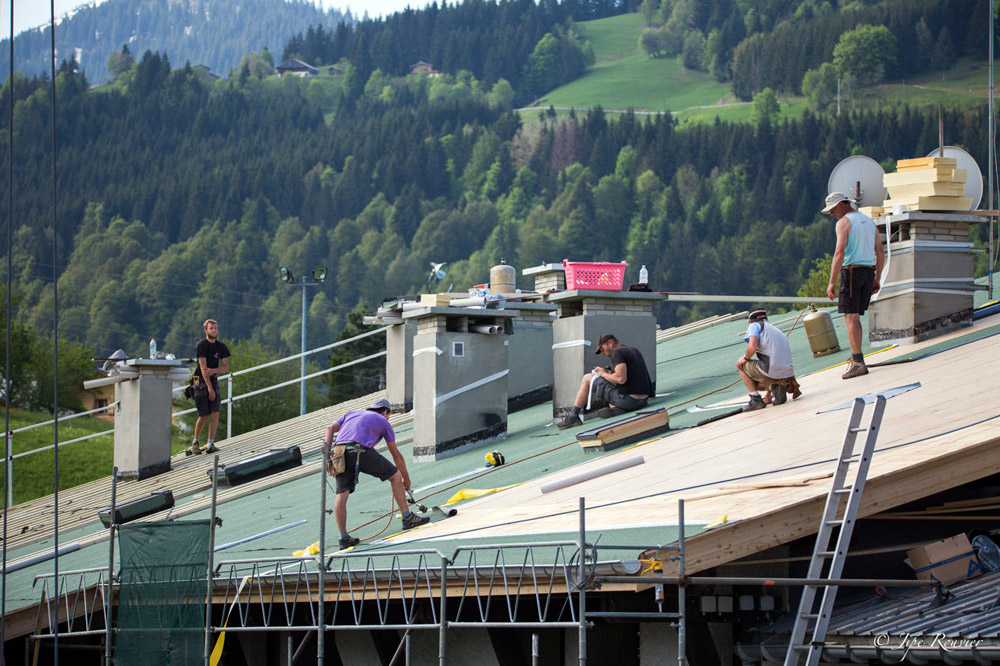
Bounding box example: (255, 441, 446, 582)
(539, 455, 645, 494)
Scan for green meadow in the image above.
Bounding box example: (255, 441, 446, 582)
(519, 12, 991, 126)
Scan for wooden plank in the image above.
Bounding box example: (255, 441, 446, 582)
(578, 408, 670, 452)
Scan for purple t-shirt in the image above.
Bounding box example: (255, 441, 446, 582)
(335, 410, 395, 448)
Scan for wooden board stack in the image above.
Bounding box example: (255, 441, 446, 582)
(883, 157, 972, 211)
(576, 408, 670, 452)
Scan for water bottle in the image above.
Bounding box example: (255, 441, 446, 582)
(639, 265, 648, 285)
(149, 338, 157, 359)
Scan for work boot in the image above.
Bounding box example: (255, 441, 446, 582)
(203, 443, 219, 454)
(842, 360, 869, 379)
(742, 395, 766, 412)
(556, 414, 582, 430)
(401, 513, 430, 530)
(185, 445, 203, 456)
(338, 535, 360, 550)
(770, 384, 787, 405)
(597, 406, 626, 419)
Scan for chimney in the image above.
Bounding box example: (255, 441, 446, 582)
(546, 290, 663, 419)
(868, 210, 985, 345)
(407, 304, 517, 461)
(501, 300, 557, 411)
(112, 358, 188, 479)
(365, 305, 414, 412)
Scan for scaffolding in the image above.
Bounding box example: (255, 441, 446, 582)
(28, 460, 689, 665)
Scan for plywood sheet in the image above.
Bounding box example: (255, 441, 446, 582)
(389, 319, 1000, 576)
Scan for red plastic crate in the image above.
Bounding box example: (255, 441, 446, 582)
(562, 260, 627, 291)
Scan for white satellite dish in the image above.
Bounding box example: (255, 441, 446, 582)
(926, 145, 983, 210)
(827, 155, 887, 208)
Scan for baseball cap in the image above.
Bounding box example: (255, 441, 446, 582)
(822, 192, 854, 213)
(368, 397, 391, 412)
(748, 309, 767, 322)
(594, 333, 617, 354)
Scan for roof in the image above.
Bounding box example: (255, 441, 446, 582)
(276, 58, 318, 74)
(3, 298, 1000, 639)
(744, 570, 1000, 662)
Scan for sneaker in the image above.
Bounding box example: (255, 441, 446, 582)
(597, 406, 626, 419)
(185, 445, 203, 456)
(203, 444, 219, 454)
(338, 535, 360, 550)
(401, 513, 430, 530)
(842, 360, 869, 380)
(556, 414, 583, 430)
(770, 384, 787, 406)
(742, 395, 766, 412)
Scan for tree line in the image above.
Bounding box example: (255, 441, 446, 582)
(1, 0, 994, 410)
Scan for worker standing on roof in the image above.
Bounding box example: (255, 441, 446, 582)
(824, 191, 884, 379)
(324, 397, 428, 549)
(737, 309, 802, 412)
(187, 318, 230, 456)
(557, 333, 652, 429)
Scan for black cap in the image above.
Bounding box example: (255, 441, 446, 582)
(594, 333, 617, 354)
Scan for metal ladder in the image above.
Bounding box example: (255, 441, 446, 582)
(784, 395, 887, 666)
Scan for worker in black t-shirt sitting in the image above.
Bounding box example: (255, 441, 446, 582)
(557, 333, 652, 430)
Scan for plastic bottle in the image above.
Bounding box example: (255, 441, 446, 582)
(639, 265, 648, 285)
(149, 338, 157, 359)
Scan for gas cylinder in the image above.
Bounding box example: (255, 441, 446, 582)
(489, 258, 516, 293)
(803, 306, 840, 358)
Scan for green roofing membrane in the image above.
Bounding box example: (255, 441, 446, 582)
(5, 302, 998, 615)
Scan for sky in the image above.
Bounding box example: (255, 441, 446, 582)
(0, 0, 431, 40)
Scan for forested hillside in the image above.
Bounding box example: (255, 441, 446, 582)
(0, 0, 996, 412)
(0, 0, 347, 84)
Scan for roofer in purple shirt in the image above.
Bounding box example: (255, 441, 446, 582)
(324, 398, 428, 550)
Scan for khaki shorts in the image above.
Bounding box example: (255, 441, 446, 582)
(743, 359, 774, 384)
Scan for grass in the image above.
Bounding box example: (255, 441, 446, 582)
(525, 13, 731, 117)
(519, 12, 993, 128)
(4, 407, 192, 505)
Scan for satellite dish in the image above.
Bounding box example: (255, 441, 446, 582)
(428, 261, 448, 284)
(827, 155, 887, 208)
(926, 145, 983, 210)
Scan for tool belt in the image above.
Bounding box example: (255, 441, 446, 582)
(326, 442, 364, 477)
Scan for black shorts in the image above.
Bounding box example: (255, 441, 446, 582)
(838, 266, 875, 315)
(195, 380, 222, 416)
(335, 447, 398, 494)
(591, 377, 648, 411)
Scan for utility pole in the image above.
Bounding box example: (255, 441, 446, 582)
(279, 266, 327, 415)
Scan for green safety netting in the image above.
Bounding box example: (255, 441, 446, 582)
(114, 520, 211, 665)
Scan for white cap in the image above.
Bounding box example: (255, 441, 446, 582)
(822, 191, 855, 213)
